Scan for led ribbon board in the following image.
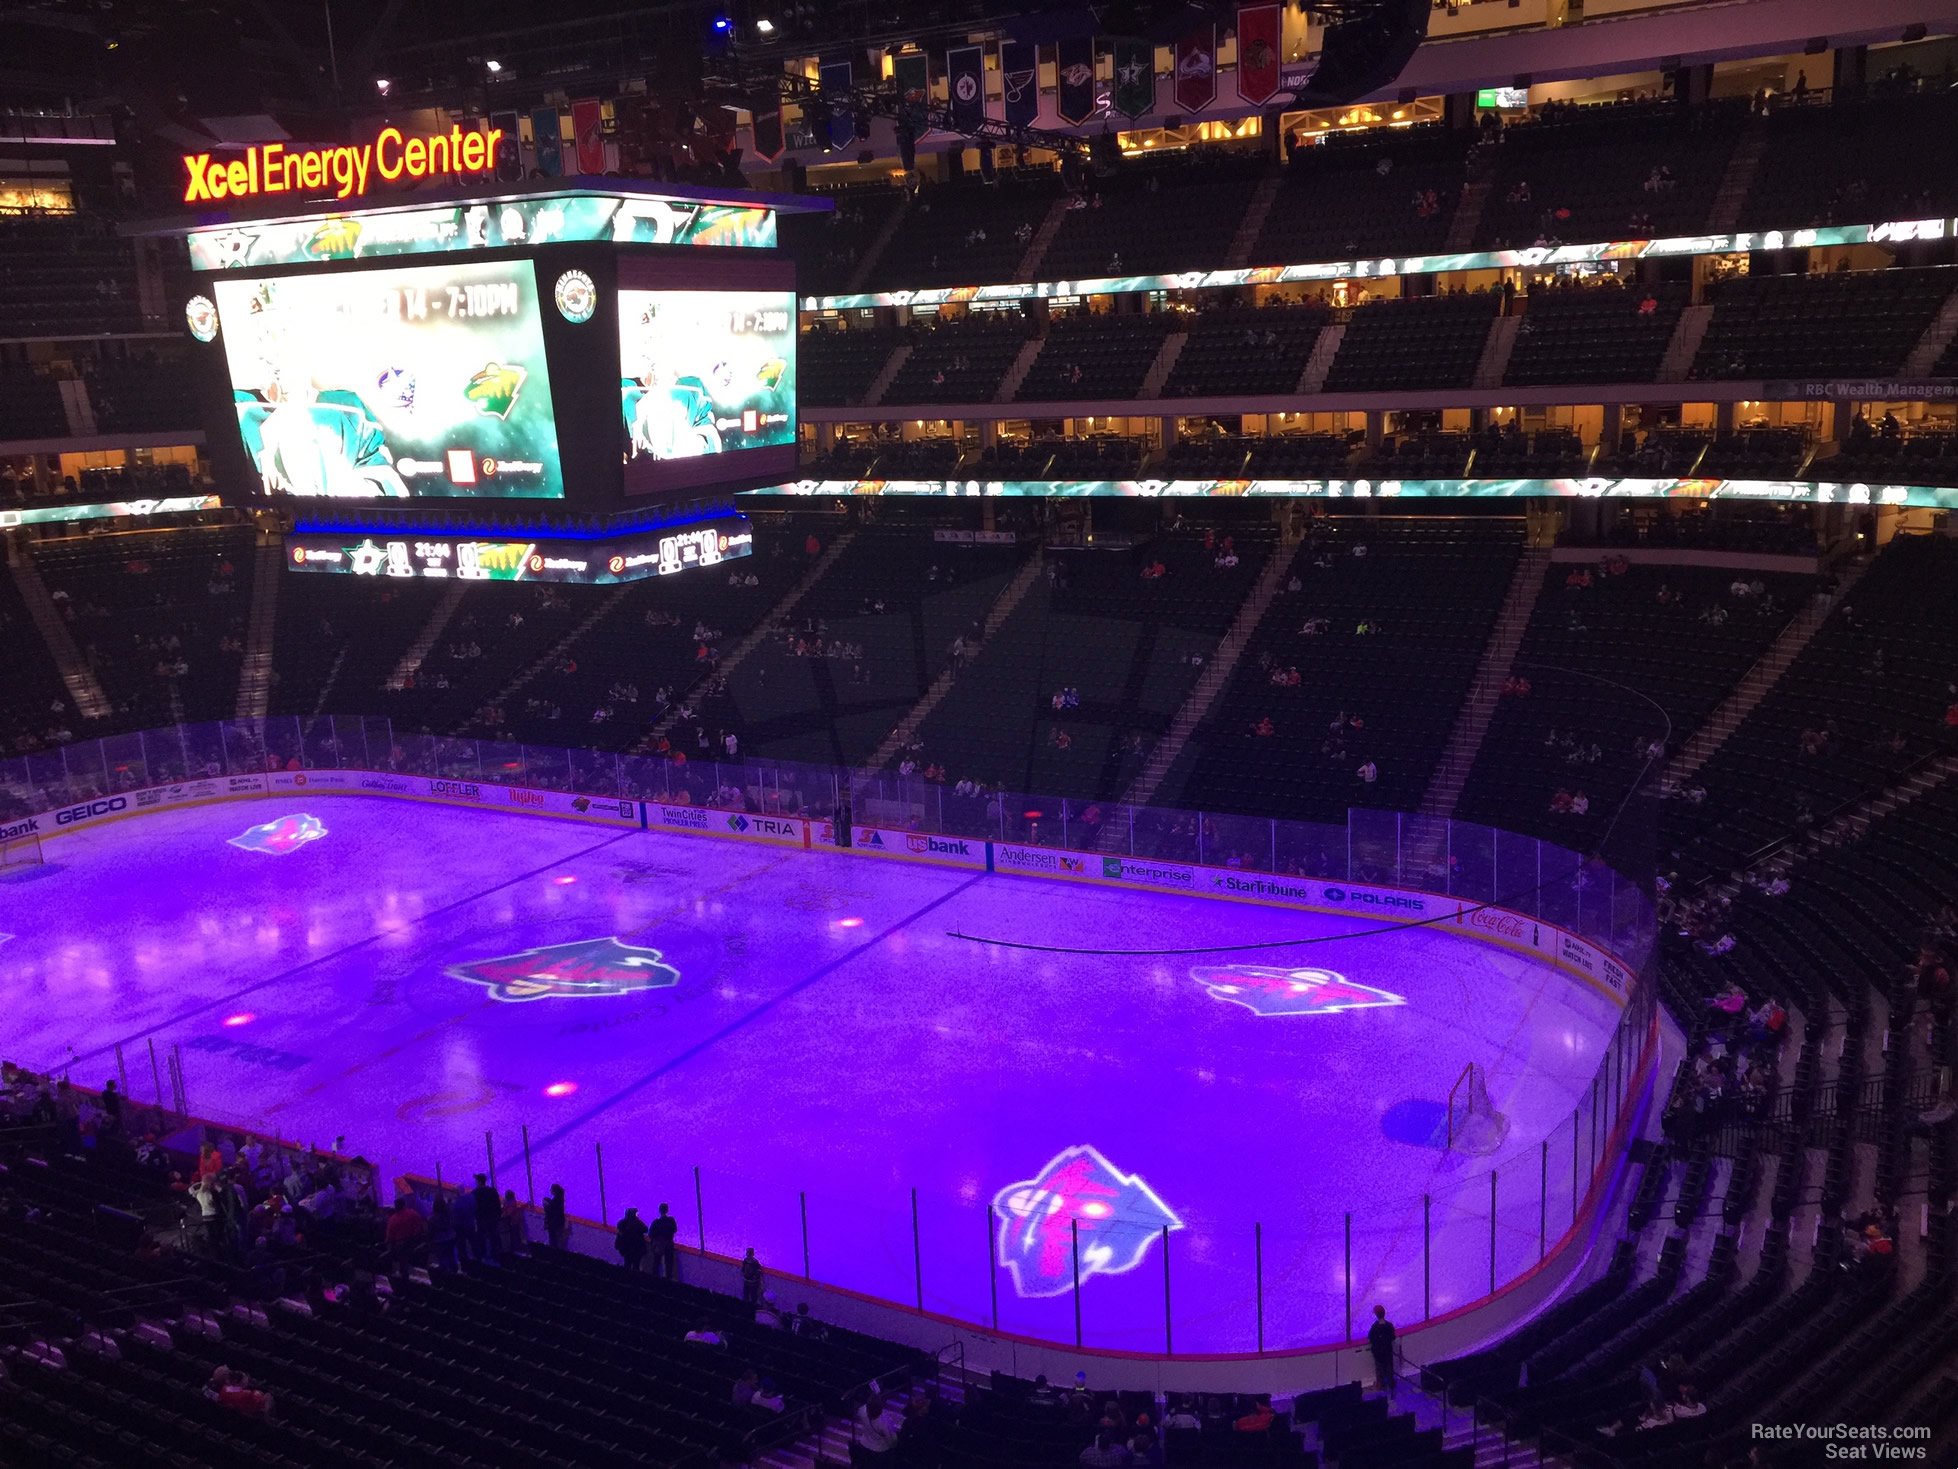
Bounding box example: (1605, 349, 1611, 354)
(745, 477, 1958, 507)
(284, 516, 753, 585)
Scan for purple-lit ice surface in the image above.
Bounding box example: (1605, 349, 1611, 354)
(0, 797, 1623, 1352)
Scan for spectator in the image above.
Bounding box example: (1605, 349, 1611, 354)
(1233, 1395, 1275, 1432)
(470, 1173, 500, 1261)
(500, 1189, 526, 1256)
(856, 1391, 901, 1459)
(206, 1366, 274, 1419)
(615, 1207, 649, 1271)
(733, 1369, 761, 1407)
(650, 1201, 679, 1280)
(684, 1322, 725, 1346)
(544, 1183, 568, 1249)
(740, 1245, 764, 1305)
(1357, 760, 1378, 785)
(1368, 1304, 1397, 1396)
(383, 1196, 427, 1270)
(1080, 1431, 1132, 1466)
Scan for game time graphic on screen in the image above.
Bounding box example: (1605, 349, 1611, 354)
(617, 288, 796, 493)
(212, 260, 565, 500)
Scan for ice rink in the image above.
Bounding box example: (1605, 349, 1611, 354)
(0, 796, 1629, 1352)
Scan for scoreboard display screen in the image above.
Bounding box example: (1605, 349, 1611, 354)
(212, 259, 564, 500)
(617, 286, 797, 495)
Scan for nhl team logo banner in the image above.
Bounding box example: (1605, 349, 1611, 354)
(490, 110, 523, 181)
(1175, 26, 1217, 113)
(892, 52, 930, 135)
(819, 59, 855, 150)
(750, 93, 785, 160)
(528, 106, 563, 177)
(947, 45, 986, 132)
(571, 99, 606, 175)
(1111, 38, 1155, 120)
(1001, 40, 1038, 127)
(1236, 3, 1282, 107)
(1056, 35, 1096, 125)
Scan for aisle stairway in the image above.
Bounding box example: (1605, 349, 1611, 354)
(8, 552, 111, 720)
(233, 532, 284, 719)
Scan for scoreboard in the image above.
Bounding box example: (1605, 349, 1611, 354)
(142, 155, 822, 512)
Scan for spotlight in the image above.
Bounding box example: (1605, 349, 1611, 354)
(545, 1081, 578, 1097)
(756, 16, 775, 32)
(375, 78, 391, 95)
(712, 16, 731, 31)
(485, 58, 503, 74)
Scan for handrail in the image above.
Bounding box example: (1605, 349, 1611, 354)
(1401, 1356, 1620, 1469)
(1726, 746, 1952, 878)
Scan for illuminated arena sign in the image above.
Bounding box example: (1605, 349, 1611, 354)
(994, 1145, 1182, 1298)
(748, 477, 1958, 507)
(446, 937, 680, 1003)
(228, 813, 328, 855)
(0, 496, 222, 530)
(181, 126, 502, 204)
(284, 515, 753, 586)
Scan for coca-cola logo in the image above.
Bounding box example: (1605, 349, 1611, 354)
(1467, 908, 1529, 942)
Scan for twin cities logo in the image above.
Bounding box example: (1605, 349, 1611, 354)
(993, 1145, 1181, 1299)
(228, 813, 328, 856)
(1189, 964, 1405, 1017)
(446, 937, 680, 1003)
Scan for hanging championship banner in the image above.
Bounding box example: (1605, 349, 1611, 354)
(750, 93, 784, 159)
(490, 110, 523, 181)
(571, 99, 606, 174)
(528, 106, 562, 176)
(819, 59, 855, 150)
(1112, 38, 1155, 119)
(1056, 35, 1096, 125)
(892, 52, 930, 134)
(1175, 26, 1217, 113)
(1236, 4, 1282, 107)
(1001, 40, 1039, 127)
(947, 45, 985, 132)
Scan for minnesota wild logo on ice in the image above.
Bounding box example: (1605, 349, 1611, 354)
(447, 937, 680, 1003)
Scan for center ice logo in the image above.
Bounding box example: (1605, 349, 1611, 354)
(446, 937, 680, 1003)
(228, 812, 328, 856)
(993, 1145, 1181, 1298)
(1189, 964, 1405, 1017)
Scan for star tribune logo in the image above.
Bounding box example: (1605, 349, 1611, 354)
(994, 1145, 1181, 1299)
(1188, 964, 1405, 1017)
(446, 938, 680, 1003)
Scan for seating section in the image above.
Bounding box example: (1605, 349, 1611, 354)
(1163, 303, 1330, 398)
(268, 573, 455, 722)
(1665, 534, 1958, 883)
(861, 172, 1060, 291)
(1017, 311, 1173, 402)
(1322, 293, 1500, 393)
(880, 314, 1030, 406)
(1824, 424, 1958, 482)
(777, 181, 907, 295)
(83, 352, 201, 434)
(799, 325, 899, 407)
(1160, 520, 1522, 822)
(1739, 87, 1958, 231)
(1472, 100, 1744, 249)
(1037, 155, 1266, 281)
(0, 569, 79, 757)
(907, 529, 1275, 800)
(1254, 127, 1469, 264)
(1691, 268, 1956, 381)
(0, 363, 70, 443)
(710, 527, 1030, 766)
(1504, 280, 1688, 386)
(32, 527, 254, 731)
(0, 215, 144, 337)
(1455, 561, 1819, 846)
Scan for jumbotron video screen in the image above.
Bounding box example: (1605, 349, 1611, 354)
(211, 259, 565, 500)
(617, 286, 797, 495)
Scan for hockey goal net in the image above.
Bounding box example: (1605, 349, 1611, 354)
(1446, 1062, 1511, 1155)
(0, 828, 43, 872)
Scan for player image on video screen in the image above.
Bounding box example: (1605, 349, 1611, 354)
(213, 260, 565, 500)
(617, 288, 795, 467)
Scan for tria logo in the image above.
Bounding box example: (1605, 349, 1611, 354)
(228, 813, 328, 856)
(993, 1145, 1181, 1299)
(727, 814, 749, 833)
(1188, 964, 1405, 1017)
(447, 937, 680, 1003)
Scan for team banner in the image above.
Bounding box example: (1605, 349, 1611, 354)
(746, 477, 1958, 508)
(571, 99, 606, 174)
(892, 52, 930, 135)
(1056, 36, 1097, 125)
(819, 60, 855, 150)
(489, 110, 524, 181)
(1174, 26, 1218, 113)
(947, 45, 986, 132)
(1000, 41, 1039, 127)
(528, 107, 562, 176)
(185, 193, 775, 270)
(750, 93, 785, 160)
(1236, 4, 1282, 106)
(1112, 38, 1155, 119)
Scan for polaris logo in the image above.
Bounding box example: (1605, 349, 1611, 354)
(57, 797, 128, 826)
(1322, 885, 1423, 912)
